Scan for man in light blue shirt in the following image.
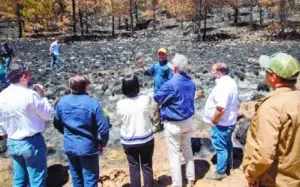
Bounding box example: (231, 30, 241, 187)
(49, 39, 60, 68)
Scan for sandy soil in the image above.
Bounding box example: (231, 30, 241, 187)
(0, 132, 248, 187)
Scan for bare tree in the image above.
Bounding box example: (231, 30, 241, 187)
(72, 0, 77, 35)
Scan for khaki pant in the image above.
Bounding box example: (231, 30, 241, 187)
(152, 101, 160, 128)
(164, 118, 195, 186)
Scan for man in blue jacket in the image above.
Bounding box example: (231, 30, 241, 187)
(154, 54, 196, 187)
(54, 74, 109, 187)
(138, 48, 173, 132)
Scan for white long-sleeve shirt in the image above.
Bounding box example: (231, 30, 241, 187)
(117, 95, 153, 145)
(0, 84, 52, 140)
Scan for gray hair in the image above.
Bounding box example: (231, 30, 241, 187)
(214, 62, 229, 75)
(171, 53, 188, 72)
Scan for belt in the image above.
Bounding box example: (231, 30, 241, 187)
(30, 132, 41, 138)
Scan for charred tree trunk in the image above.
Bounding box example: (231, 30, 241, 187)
(152, 0, 156, 30)
(79, 9, 83, 36)
(181, 18, 184, 29)
(249, 1, 254, 30)
(279, 0, 286, 33)
(118, 16, 121, 29)
(134, 2, 139, 22)
(129, 0, 134, 36)
(259, 6, 263, 27)
(16, 4, 22, 38)
(196, 0, 202, 41)
(112, 16, 115, 38)
(85, 12, 88, 34)
(125, 18, 129, 30)
(72, 0, 77, 35)
(234, 8, 238, 26)
(202, 3, 207, 41)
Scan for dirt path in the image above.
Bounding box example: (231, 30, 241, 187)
(0, 134, 247, 187)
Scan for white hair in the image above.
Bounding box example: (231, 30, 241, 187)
(171, 53, 188, 72)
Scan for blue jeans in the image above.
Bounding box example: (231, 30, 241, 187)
(51, 53, 60, 67)
(7, 134, 47, 187)
(67, 154, 99, 187)
(0, 73, 9, 88)
(211, 125, 234, 174)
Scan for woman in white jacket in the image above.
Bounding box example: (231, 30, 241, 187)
(117, 74, 154, 187)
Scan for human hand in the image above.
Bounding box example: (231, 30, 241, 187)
(33, 84, 45, 97)
(194, 91, 205, 99)
(99, 144, 104, 153)
(136, 57, 144, 68)
(248, 180, 260, 187)
(247, 58, 259, 63)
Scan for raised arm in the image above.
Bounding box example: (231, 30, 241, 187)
(27, 92, 52, 121)
(144, 64, 156, 76)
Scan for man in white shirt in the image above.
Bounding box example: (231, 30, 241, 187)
(49, 39, 60, 68)
(203, 62, 239, 180)
(0, 62, 52, 187)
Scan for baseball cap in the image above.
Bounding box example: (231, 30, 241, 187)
(259, 52, 300, 80)
(157, 48, 168, 55)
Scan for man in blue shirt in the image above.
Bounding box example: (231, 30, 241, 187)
(138, 48, 173, 132)
(154, 54, 196, 187)
(49, 39, 61, 68)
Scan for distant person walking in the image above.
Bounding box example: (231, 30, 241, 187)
(154, 54, 196, 187)
(203, 63, 239, 180)
(117, 74, 154, 187)
(0, 62, 52, 187)
(54, 74, 110, 187)
(243, 53, 300, 187)
(49, 39, 61, 68)
(3, 42, 15, 68)
(138, 48, 173, 132)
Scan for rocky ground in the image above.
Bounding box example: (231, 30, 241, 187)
(1, 10, 300, 186)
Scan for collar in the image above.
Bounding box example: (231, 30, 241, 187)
(159, 60, 168, 65)
(255, 86, 297, 110)
(269, 86, 296, 97)
(12, 83, 29, 89)
(70, 92, 89, 96)
(173, 72, 191, 79)
(215, 75, 230, 84)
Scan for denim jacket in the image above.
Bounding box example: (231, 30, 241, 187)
(144, 60, 173, 93)
(154, 73, 195, 121)
(54, 93, 109, 156)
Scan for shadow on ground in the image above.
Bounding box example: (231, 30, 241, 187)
(46, 164, 69, 187)
(210, 147, 244, 169)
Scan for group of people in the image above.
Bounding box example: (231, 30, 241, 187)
(0, 46, 300, 187)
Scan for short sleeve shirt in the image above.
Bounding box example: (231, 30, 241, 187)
(203, 75, 239, 126)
